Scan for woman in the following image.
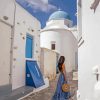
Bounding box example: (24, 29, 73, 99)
(52, 56, 70, 100)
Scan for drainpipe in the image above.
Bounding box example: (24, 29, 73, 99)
(9, 0, 16, 86)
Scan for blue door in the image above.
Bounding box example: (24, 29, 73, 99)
(25, 34, 33, 58)
(26, 60, 45, 88)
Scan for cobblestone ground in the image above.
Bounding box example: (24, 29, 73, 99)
(22, 72, 78, 100)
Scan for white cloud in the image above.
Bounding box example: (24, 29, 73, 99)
(17, 0, 57, 13)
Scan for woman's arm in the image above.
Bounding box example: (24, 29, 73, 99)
(62, 64, 67, 82)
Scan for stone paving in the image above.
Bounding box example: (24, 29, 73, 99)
(22, 72, 78, 100)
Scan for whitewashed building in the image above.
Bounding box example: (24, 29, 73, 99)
(0, 0, 41, 92)
(40, 11, 78, 73)
(77, 0, 100, 100)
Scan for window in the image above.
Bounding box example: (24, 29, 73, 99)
(51, 41, 56, 50)
(51, 44, 55, 50)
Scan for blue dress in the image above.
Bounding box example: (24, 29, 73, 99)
(52, 73, 70, 100)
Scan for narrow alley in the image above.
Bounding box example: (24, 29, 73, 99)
(21, 72, 78, 100)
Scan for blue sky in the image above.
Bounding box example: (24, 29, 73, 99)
(16, 0, 77, 28)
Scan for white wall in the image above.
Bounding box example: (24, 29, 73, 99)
(78, 0, 100, 100)
(0, 0, 15, 86)
(60, 30, 78, 72)
(0, 22, 11, 86)
(41, 29, 78, 72)
(69, 27, 78, 40)
(0, 0, 15, 26)
(12, 3, 41, 90)
(41, 48, 57, 80)
(46, 19, 72, 29)
(40, 30, 62, 54)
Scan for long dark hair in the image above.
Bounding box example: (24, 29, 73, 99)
(58, 56, 65, 72)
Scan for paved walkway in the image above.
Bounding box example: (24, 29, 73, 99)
(22, 72, 78, 100)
